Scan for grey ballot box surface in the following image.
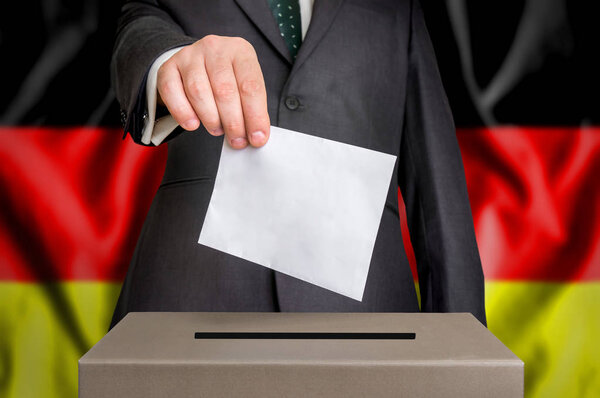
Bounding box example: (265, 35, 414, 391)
(79, 312, 523, 397)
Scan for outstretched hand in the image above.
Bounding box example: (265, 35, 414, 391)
(157, 35, 270, 149)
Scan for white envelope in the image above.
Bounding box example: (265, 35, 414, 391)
(198, 126, 396, 301)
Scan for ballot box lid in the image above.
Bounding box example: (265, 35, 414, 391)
(79, 312, 521, 366)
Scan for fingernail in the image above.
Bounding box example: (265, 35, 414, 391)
(183, 119, 199, 130)
(212, 128, 224, 136)
(231, 137, 247, 147)
(251, 131, 265, 143)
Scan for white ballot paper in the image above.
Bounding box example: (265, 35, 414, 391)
(198, 126, 397, 301)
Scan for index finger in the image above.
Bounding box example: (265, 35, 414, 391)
(232, 47, 270, 147)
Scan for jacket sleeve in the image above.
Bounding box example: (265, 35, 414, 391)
(398, 0, 487, 325)
(111, 0, 196, 145)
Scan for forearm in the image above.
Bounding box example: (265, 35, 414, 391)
(111, 1, 195, 144)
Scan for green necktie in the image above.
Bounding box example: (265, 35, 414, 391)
(267, 0, 302, 60)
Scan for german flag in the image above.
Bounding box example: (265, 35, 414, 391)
(1, 1, 598, 397)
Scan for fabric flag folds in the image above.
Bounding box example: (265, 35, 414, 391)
(1, 126, 598, 397)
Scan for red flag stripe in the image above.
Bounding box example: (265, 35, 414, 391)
(0, 128, 167, 281)
(458, 126, 600, 281)
(0, 126, 598, 282)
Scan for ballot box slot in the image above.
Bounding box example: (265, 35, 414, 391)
(194, 332, 415, 339)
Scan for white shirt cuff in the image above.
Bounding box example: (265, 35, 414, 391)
(141, 47, 185, 146)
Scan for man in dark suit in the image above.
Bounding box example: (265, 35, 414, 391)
(109, 0, 486, 329)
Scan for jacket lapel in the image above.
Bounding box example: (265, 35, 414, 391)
(235, 0, 346, 70)
(234, 0, 293, 64)
(292, 0, 345, 73)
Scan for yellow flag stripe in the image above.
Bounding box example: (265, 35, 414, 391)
(0, 281, 598, 398)
(486, 281, 600, 397)
(0, 282, 121, 398)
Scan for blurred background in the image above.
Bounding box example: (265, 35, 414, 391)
(1, 0, 598, 397)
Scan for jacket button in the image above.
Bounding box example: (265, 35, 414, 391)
(120, 109, 127, 128)
(285, 96, 300, 110)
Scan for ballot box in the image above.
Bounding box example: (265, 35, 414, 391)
(79, 312, 523, 397)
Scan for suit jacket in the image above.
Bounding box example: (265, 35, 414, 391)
(109, 0, 487, 329)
